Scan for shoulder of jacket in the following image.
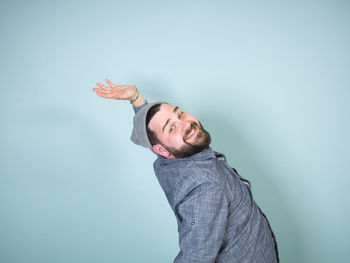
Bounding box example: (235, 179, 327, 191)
(169, 164, 222, 200)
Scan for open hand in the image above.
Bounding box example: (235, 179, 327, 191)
(93, 79, 137, 100)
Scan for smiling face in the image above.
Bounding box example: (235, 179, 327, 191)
(148, 103, 211, 158)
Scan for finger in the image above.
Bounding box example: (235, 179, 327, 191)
(96, 82, 111, 90)
(92, 88, 103, 94)
(105, 78, 115, 88)
(94, 88, 113, 95)
(100, 92, 115, 98)
(95, 91, 114, 98)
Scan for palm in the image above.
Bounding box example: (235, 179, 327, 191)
(93, 79, 136, 100)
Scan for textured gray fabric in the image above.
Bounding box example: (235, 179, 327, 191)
(154, 148, 279, 262)
(130, 101, 163, 151)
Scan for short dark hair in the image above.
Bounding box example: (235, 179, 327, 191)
(146, 103, 163, 146)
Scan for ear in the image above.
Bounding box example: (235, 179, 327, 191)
(152, 144, 173, 158)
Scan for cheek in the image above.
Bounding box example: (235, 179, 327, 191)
(171, 134, 185, 144)
(162, 134, 185, 147)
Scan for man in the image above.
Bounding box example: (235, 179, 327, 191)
(93, 79, 279, 263)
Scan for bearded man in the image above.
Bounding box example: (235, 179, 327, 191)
(93, 79, 279, 263)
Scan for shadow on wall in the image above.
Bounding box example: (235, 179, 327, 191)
(200, 110, 304, 263)
(2, 103, 171, 263)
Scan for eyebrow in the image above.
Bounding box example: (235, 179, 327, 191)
(162, 106, 179, 133)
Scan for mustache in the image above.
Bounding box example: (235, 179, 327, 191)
(184, 122, 199, 139)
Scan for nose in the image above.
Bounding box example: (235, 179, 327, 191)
(180, 120, 191, 134)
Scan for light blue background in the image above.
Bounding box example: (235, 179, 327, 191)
(1, 0, 349, 262)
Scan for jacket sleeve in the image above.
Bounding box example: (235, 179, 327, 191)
(174, 182, 228, 263)
(133, 100, 148, 114)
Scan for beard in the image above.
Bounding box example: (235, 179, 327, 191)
(163, 121, 211, 158)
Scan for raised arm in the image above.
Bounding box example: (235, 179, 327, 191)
(93, 78, 146, 107)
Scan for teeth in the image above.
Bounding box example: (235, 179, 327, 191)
(187, 128, 195, 139)
(190, 128, 195, 137)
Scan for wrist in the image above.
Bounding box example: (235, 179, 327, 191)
(130, 88, 145, 107)
(130, 88, 139, 104)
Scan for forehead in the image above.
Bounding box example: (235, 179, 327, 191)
(160, 103, 176, 114)
(148, 103, 176, 131)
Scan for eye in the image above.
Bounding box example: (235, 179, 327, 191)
(178, 111, 184, 119)
(169, 126, 175, 133)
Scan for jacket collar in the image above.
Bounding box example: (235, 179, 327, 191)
(156, 147, 216, 164)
